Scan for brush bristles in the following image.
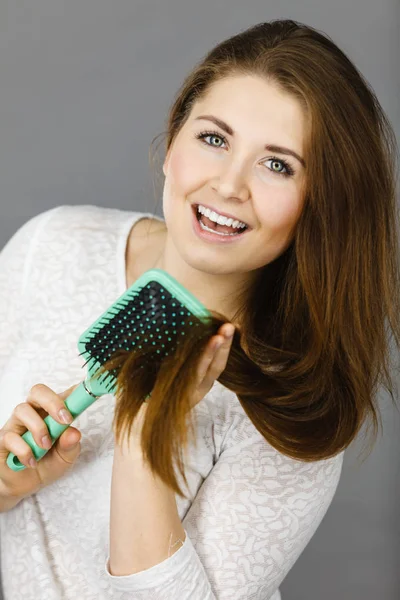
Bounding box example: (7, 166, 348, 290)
(78, 281, 204, 382)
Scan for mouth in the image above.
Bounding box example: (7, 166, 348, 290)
(192, 204, 251, 235)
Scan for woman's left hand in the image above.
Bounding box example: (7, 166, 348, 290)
(190, 323, 235, 408)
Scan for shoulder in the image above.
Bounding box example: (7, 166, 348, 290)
(24, 204, 148, 255)
(10, 205, 143, 287)
(35, 204, 135, 235)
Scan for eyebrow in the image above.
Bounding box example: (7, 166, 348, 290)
(194, 114, 306, 168)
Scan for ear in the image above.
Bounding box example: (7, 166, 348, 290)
(163, 149, 171, 177)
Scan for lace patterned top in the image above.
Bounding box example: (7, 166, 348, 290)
(0, 204, 345, 600)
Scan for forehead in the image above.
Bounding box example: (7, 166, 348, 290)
(189, 74, 306, 152)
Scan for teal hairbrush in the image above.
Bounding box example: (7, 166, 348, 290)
(7, 268, 211, 471)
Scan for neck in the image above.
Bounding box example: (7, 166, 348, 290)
(152, 231, 254, 324)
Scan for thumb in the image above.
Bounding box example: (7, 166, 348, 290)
(39, 427, 82, 485)
(55, 427, 81, 461)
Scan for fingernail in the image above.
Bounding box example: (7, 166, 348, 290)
(29, 458, 37, 468)
(59, 408, 73, 424)
(41, 435, 51, 449)
(224, 326, 235, 339)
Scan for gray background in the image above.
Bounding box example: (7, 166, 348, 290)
(1, 1, 399, 598)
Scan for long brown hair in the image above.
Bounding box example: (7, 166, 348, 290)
(101, 19, 400, 499)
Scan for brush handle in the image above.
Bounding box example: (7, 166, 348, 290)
(6, 378, 102, 472)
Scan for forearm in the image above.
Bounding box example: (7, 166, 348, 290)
(109, 408, 186, 576)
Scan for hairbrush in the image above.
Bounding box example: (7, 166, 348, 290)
(7, 268, 211, 471)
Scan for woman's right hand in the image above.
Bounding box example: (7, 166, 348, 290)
(0, 383, 82, 502)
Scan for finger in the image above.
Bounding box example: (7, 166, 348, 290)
(0, 430, 39, 469)
(52, 426, 82, 465)
(208, 323, 234, 351)
(196, 324, 235, 382)
(196, 337, 227, 384)
(211, 322, 235, 353)
(57, 383, 80, 400)
(0, 381, 78, 445)
(7, 403, 55, 451)
(219, 324, 235, 339)
(207, 332, 234, 376)
(196, 344, 216, 383)
(26, 383, 78, 408)
(26, 383, 74, 426)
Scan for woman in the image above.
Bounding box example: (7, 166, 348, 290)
(0, 18, 398, 600)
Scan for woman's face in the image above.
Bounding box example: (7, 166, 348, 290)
(160, 74, 307, 311)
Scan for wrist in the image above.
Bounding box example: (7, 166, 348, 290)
(0, 491, 23, 513)
(114, 402, 148, 459)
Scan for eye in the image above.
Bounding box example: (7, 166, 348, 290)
(196, 130, 226, 149)
(265, 158, 295, 178)
(195, 130, 295, 178)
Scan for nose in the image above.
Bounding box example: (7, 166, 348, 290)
(211, 161, 250, 203)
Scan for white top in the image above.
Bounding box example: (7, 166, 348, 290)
(0, 204, 345, 600)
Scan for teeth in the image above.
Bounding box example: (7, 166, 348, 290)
(197, 205, 247, 229)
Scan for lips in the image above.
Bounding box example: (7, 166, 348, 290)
(193, 204, 251, 229)
(191, 202, 250, 243)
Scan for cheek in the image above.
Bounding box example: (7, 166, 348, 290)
(257, 189, 303, 238)
(166, 149, 201, 192)
(163, 149, 200, 223)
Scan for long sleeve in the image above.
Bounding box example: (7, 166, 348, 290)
(0, 206, 63, 428)
(0, 207, 63, 369)
(104, 431, 345, 599)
